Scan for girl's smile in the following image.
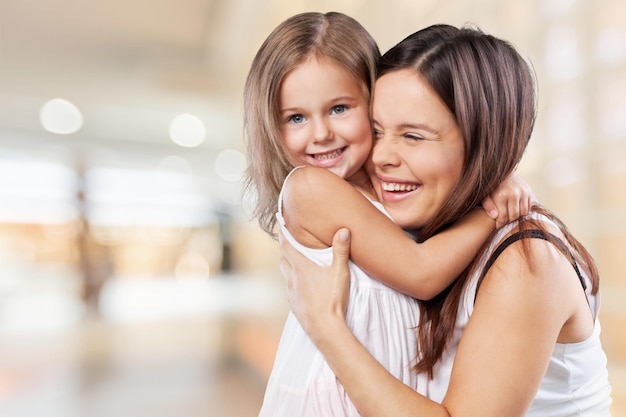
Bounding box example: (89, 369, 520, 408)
(279, 55, 373, 182)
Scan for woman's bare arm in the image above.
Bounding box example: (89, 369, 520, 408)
(280, 228, 583, 417)
(280, 228, 448, 417)
(442, 236, 587, 416)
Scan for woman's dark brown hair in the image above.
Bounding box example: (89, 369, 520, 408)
(378, 24, 599, 377)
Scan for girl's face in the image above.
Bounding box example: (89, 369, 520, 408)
(369, 69, 465, 230)
(279, 55, 373, 181)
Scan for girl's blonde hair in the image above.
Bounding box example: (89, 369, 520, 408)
(243, 11, 379, 237)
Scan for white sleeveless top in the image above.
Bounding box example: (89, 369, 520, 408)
(425, 214, 613, 416)
(258, 167, 425, 417)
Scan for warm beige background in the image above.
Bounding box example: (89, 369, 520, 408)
(0, 0, 624, 416)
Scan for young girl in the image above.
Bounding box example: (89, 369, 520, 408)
(243, 12, 534, 417)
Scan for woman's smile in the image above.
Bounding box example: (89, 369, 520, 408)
(370, 69, 464, 229)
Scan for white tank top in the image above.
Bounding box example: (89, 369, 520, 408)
(426, 214, 613, 416)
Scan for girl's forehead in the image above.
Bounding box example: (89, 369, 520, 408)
(282, 57, 367, 93)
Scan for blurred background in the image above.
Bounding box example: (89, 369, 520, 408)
(0, 0, 624, 416)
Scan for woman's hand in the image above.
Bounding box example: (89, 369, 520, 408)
(279, 228, 352, 343)
(481, 172, 537, 228)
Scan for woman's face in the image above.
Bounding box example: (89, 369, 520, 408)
(369, 69, 465, 230)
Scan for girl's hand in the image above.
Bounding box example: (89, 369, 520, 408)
(279, 228, 352, 342)
(481, 172, 537, 228)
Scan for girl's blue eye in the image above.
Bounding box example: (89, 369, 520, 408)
(331, 105, 347, 115)
(288, 114, 305, 124)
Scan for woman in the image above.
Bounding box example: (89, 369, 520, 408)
(279, 24, 613, 416)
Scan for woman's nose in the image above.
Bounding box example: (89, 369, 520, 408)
(371, 136, 399, 168)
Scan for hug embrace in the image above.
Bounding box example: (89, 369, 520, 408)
(244, 11, 613, 417)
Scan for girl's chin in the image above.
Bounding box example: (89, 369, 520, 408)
(310, 157, 342, 169)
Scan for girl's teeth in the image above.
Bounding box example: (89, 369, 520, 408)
(314, 149, 343, 160)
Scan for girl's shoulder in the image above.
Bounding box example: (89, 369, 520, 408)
(281, 166, 357, 206)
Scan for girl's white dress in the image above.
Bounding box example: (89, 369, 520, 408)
(258, 168, 424, 417)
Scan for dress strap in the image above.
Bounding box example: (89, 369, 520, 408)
(475, 229, 587, 302)
(276, 166, 305, 228)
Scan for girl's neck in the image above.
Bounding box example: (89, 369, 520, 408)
(347, 168, 377, 201)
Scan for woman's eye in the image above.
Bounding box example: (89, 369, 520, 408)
(288, 114, 305, 124)
(331, 105, 347, 115)
(372, 129, 382, 139)
(405, 133, 424, 141)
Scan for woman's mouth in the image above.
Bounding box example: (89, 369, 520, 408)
(381, 181, 419, 192)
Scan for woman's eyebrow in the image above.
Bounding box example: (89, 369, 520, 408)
(398, 122, 437, 133)
(372, 119, 437, 134)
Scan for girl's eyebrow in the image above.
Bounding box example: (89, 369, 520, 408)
(331, 95, 359, 102)
(281, 95, 360, 113)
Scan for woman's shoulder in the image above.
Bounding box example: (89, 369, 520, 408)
(466, 213, 578, 301)
(483, 213, 568, 261)
(474, 213, 586, 307)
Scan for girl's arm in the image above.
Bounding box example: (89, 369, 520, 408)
(282, 166, 530, 300)
(481, 172, 536, 228)
(280, 228, 580, 417)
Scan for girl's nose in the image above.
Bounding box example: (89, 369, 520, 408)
(312, 119, 332, 143)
